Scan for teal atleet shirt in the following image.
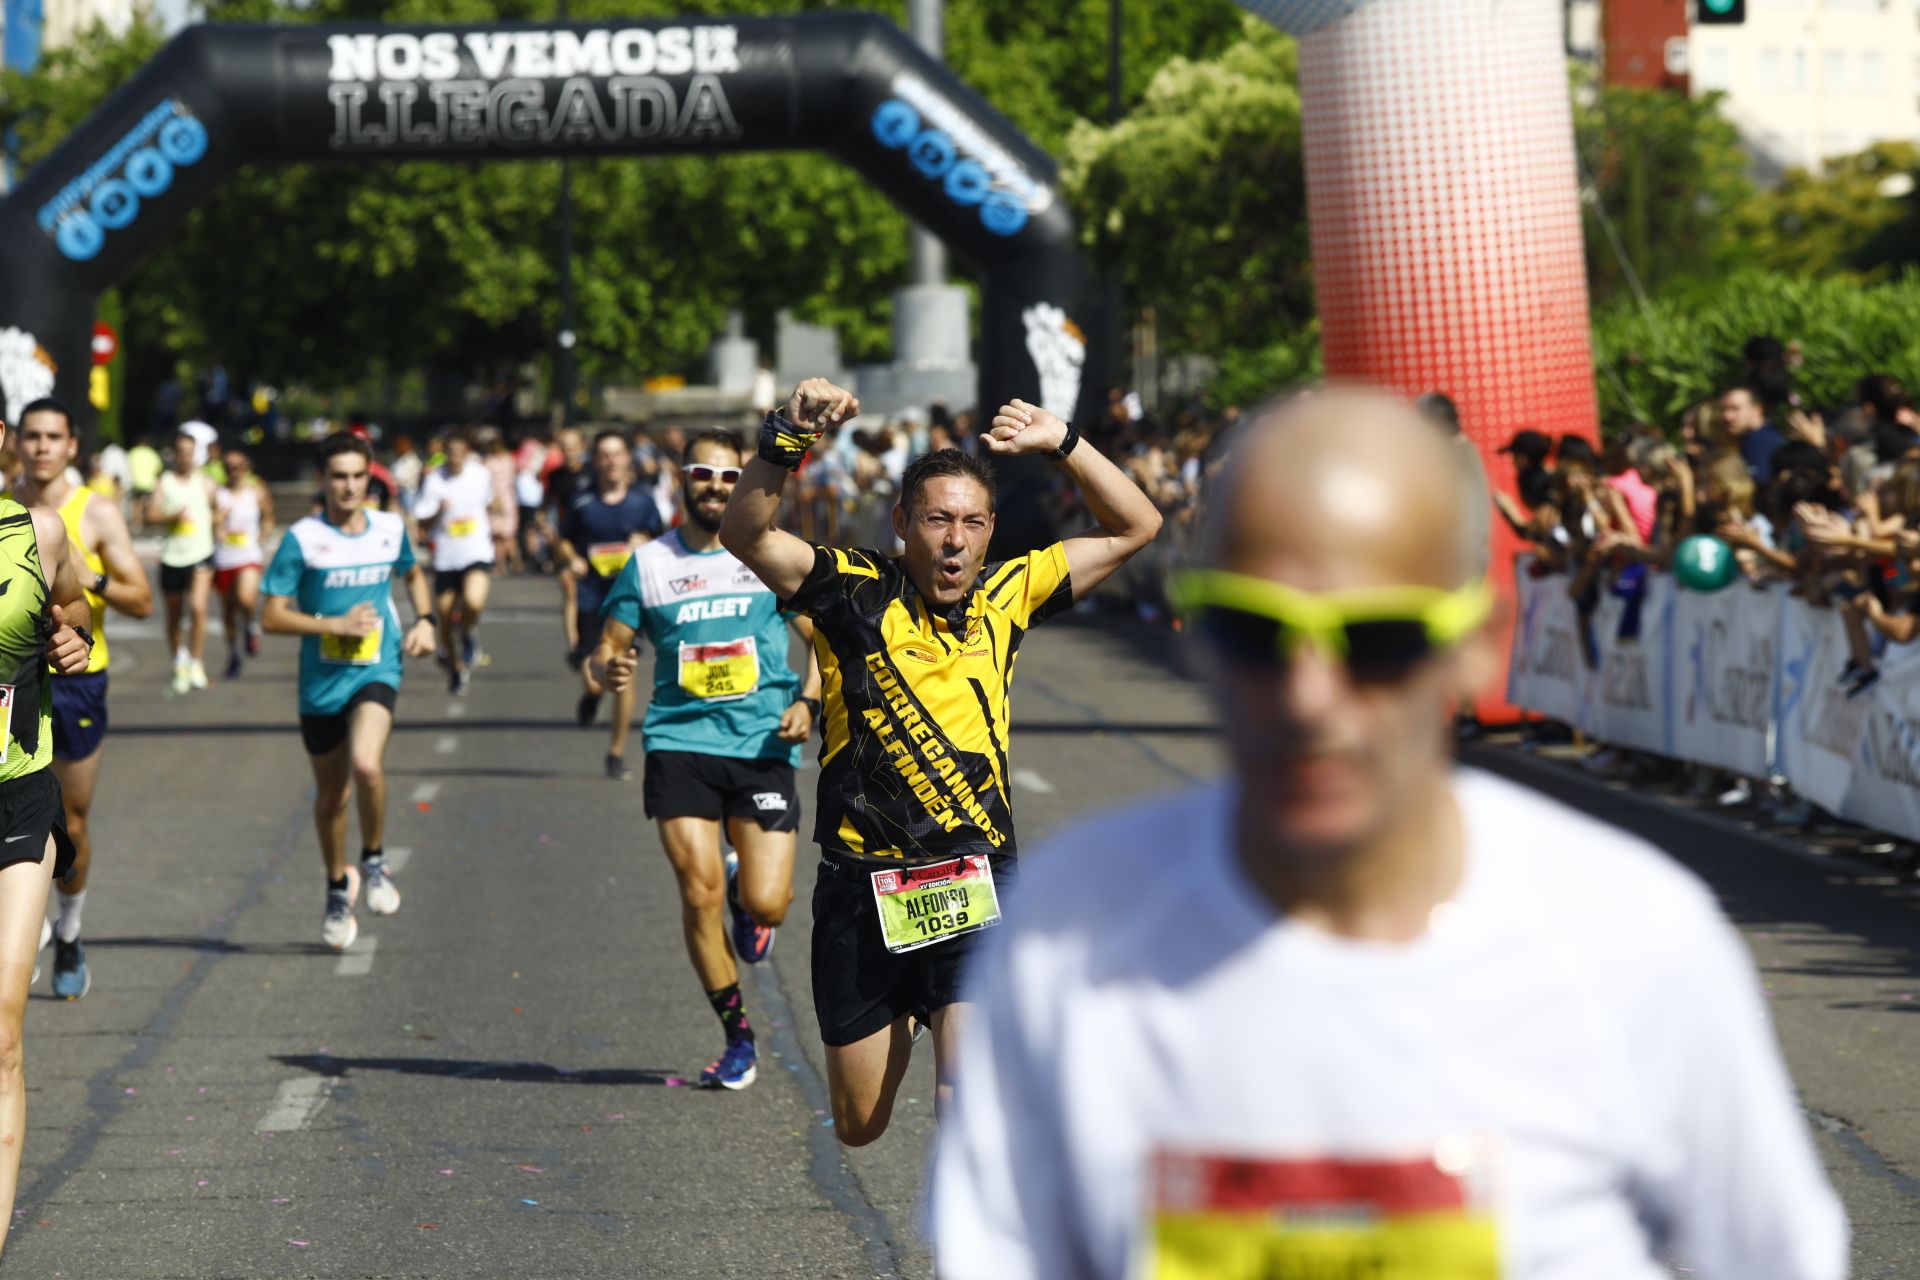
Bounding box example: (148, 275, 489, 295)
(601, 529, 801, 764)
(263, 510, 416, 715)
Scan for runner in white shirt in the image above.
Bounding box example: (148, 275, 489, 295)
(213, 446, 274, 679)
(410, 431, 498, 696)
(932, 389, 1846, 1280)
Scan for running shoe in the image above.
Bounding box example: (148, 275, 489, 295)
(363, 859, 402, 916)
(605, 753, 633, 782)
(323, 865, 362, 952)
(577, 691, 602, 727)
(699, 1037, 758, 1090)
(451, 669, 472, 697)
(51, 936, 90, 1000)
(1847, 668, 1882, 701)
(188, 659, 209, 690)
(170, 663, 192, 696)
(725, 851, 774, 964)
(224, 652, 243, 680)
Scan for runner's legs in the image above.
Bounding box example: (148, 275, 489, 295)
(659, 817, 735, 992)
(347, 700, 394, 854)
(928, 1001, 970, 1124)
(0, 845, 58, 1250)
(435, 585, 462, 675)
(608, 683, 638, 760)
(308, 738, 353, 883)
(48, 749, 102, 897)
(724, 816, 794, 928)
(824, 1019, 916, 1148)
(163, 588, 185, 658)
(186, 567, 213, 663)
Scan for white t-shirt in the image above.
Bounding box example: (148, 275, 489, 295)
(212, 483, 263, 570)
(412, 460, 494, 571)
(932, 771, 1846, 1280)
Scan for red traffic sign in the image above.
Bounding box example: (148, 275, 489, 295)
(90, 322, 119, 366)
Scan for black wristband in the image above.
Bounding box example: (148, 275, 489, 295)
(798, 696, 823, 720)
(1051, 420, 1081, 462)
(68, 624, 93, 650)
(417, 612, 439, 628)
(759, 410, 824, 472)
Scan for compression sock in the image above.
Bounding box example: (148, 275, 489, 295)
(328, 873, 349, 894)
(706, 984, 753, 1044)
(360, 845, 383, 865)
(54, 889, 86, 943)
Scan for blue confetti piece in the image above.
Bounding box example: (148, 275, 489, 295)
(520, 1199, 539, 1206)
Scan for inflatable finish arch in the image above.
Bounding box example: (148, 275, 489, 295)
(0, 13, 1104, 446)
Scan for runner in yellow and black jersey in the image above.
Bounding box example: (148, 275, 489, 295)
(722, 377, 1162, 1149)
(788, 540, 1072, 865)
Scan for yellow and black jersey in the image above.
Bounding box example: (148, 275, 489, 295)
(785, 541, 1073, 866)
(0, 501, 52, 783)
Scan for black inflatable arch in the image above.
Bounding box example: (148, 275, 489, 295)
(0, 12, 1105, 459)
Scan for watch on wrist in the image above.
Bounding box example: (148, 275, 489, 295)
(417, 612, 439, 628)
(1051, 420, 1082, 462)
(69, 624, 94, 650)
(90, 571, 108, 598)
(799, 696, 823, 720)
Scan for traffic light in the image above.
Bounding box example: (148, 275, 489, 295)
(1696, 0, 1745, 25)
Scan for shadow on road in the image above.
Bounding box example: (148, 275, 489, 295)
(275, 1053, 678, 1086)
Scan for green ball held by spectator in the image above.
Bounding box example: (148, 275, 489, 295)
(1674, 535, 1738, 592)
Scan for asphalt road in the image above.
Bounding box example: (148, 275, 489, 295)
(9, 570, 1920, 1277)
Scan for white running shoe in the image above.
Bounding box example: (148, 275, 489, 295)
(188, 659, 209, 690)
(363, 860, 402, 916)
(170, 664, 192, 695)
(323, 865, 362, 952)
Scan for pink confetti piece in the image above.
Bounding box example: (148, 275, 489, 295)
(662, 1077, 686, 1088)
(196, 1180, 208, 1187)
(167, 1149, 184, 1155)
(122, 1088, 136, 1096)
(185, 1117, 196, 1122)
(436, 1169, 454, 1176)
(196, 1087, 207, 1094)
(606, 1113, 625, 1121)
(271, 1198, 291, 1204)
(288, 1240, 309, 1248)
(515, 1165, 544, 1174)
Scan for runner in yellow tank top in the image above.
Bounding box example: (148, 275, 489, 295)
(0, 403, 103, 1257)
(14, 399, 154, 1001)
(146, 429, 218, 695)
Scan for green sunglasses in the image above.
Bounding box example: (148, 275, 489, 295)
(1169, 570, 1495, 681)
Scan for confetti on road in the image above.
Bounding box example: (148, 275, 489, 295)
(288, 1240, 309, 1248)
(271, 1198, 291, 1204)
(520, 1199, 539, 1206)
(436, 1169, 454, 1176)
(516, 1165, 544, 1174)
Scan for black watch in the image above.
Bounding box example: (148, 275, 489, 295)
(68, 624, 94, 650)
(798, 696, 823, 720)
(90, 571, 108, 598)
(1051, 419, 1081, 462)
(416, 612, 439, 628)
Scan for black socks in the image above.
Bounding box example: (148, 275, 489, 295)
(706, 984, 753, 1044)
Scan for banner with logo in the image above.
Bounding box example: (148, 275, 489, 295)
(1578, 572, 1675, 756)
(1672, 583, 1775, 777)
(1773, 595, 1864, 816)
(1506, 561, 1591, 726)
(1822, 638, 1920, 839)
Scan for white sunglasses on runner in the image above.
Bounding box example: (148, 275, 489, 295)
(683, 463, 742, 483)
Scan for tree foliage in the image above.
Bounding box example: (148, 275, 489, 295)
(1062, 17, 1309, 360)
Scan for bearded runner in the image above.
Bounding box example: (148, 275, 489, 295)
(719, 378, 1162, 1147)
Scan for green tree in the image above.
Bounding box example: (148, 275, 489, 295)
(1740, 141, 1920, 278)
(1572, 75, 1754, 305)
(1062, 17, 1310, 365)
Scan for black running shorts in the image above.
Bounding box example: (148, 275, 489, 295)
(809, 852, 1011, 1047)
(299, 682, 398, 757)
(642, 750, 800, 833)
(432, 564, 492, 597)
(159, 558, 213, 595)
(51, 672, 109, 762)
(0, 770, 77, 885)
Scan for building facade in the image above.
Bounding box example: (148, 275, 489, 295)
(1688, 0, 1920, 177)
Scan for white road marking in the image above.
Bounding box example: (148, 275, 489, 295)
(386, 847, 412, 873)
(333, 935, 378, 977)
(411, 782, 440, 804)
(1012, 768, 1056, 795)
(434, 735, 459, 755)
(255, 1077, 335, 1133)
(447, 702, 467, 719)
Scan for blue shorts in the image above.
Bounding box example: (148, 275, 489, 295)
(50, 672, 108, 762)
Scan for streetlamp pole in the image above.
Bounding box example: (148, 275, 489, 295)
(555, 0, 579, 424)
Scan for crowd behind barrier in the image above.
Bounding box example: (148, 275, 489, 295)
(1509, 556, 1920, 843)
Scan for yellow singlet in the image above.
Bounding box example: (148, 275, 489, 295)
(56, 489, 109, 674)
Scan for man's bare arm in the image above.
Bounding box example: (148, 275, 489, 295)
(720, 378, 858, 600)
(984, 400, 1163, 601)
(88, 498, 153, 619)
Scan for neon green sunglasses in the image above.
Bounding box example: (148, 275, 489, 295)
(1169, 570, 1495, 682)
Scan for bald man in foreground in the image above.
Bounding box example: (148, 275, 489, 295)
(931, 390, 1845, 1279)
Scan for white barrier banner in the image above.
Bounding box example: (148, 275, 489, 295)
(1824, 638, 1920, 838)
(1507, 561, 1590, 725)
(1776, 595, 1864, 816)
(1672, 583, 1775, 777)
(1581, 572, 1675, 756)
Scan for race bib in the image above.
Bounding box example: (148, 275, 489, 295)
(588, 542, 633, 579)
(447, 518, 480, 538)
(222, 530, 252, 547)
(320, 618, 383, 666)
(869, 855, 1001, 954)
(678, 637, 759, 701)
(1145, 1147, 1502, 1280)
(172, 520, 199, 537)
